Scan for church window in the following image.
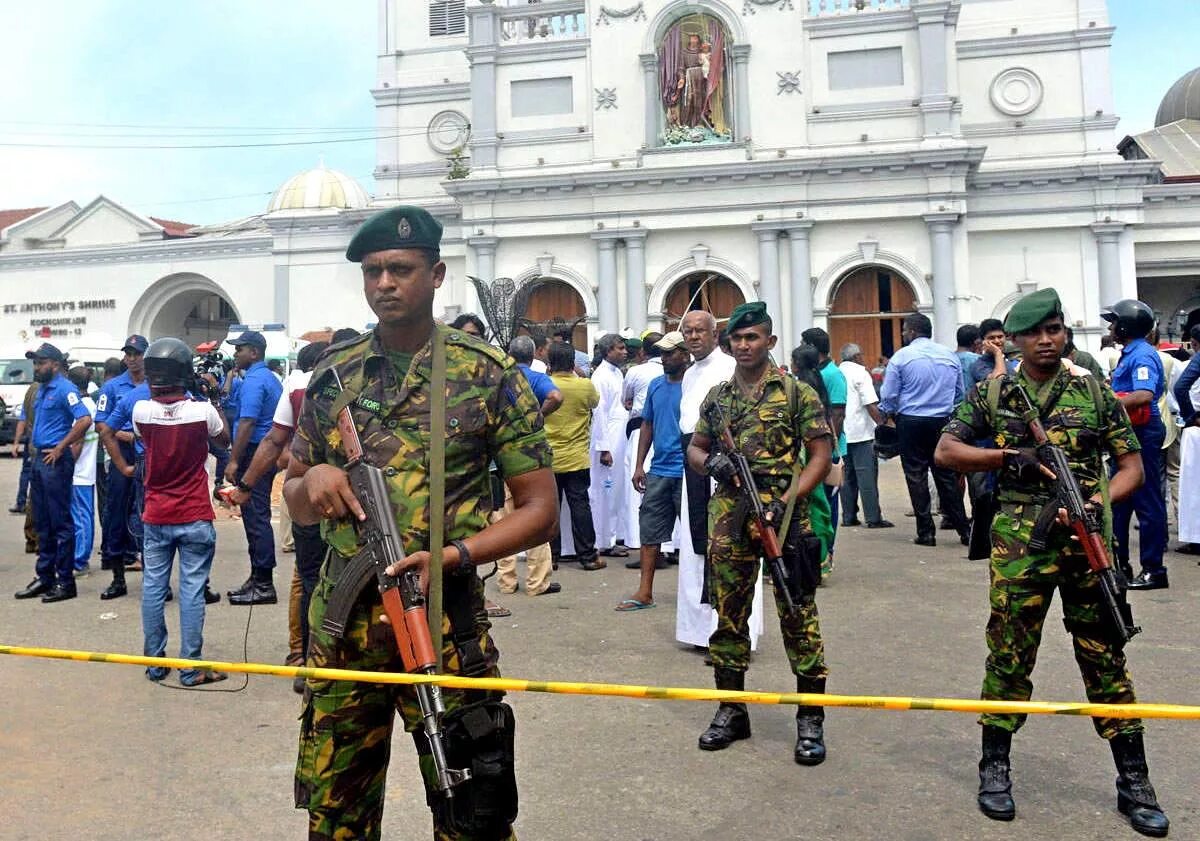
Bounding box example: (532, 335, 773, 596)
(828, 47, 904, 90)
(429, 0, 466, 37)
(510, 77, 574, 117)
(656, 14, 733, 146)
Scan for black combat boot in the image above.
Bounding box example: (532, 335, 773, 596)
(698, 667, 750, 751)
(977, 726, 1016, 821)
(794, 675, 827, 766)
(1110, 732, 1169, 837)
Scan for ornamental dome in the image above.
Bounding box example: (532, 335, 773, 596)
(1155, 66, 1200, 128)
(267, 163, 369, 212)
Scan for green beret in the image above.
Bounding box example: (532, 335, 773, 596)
(345, 205, 443, 262)
(623, 337, 643, 350)
(725, 301, 770, 334)
(1003, 287, 1063, 334)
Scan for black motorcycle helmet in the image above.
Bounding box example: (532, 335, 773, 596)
(1100, 299, 1155, 341)
(144, 337, 194, 390)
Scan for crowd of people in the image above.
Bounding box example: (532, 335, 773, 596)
(8, 201, 1190, 839)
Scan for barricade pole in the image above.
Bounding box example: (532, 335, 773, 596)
(2, 643, 1199, 720)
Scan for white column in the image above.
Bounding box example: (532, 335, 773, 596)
(639, 53, 659, 148)
(624, 231, 648, 333)
(466, 235, 498, 317)
(1092, 222, 1127, 307)
(781, 220, 814, 354)
(924, 213, 959, 346)
(466, 4, 500, 168)
(592, 234, 620, 333)
(914, 1, 955, 137)
(731, 44, 752, 142)
(751, 223, 782, 330)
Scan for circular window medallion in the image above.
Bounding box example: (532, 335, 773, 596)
(989, 68, 1044, 117)
(427, 110, 471, 154)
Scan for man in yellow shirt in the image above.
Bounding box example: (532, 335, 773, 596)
(545, 342, 601, 569)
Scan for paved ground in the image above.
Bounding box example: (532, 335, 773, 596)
(0, 456, 1196, 841)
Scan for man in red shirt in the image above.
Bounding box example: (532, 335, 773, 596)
(109, 338, 230, 687)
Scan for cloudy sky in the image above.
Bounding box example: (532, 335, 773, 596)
(0, 1, 1195, 225)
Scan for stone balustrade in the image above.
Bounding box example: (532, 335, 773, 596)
(497, 0, 587, 43)
(807, 0, 910, 16)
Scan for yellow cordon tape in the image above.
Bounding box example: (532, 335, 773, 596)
(3, 643, 1199, 720)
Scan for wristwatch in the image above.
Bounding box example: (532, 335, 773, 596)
(449, 539, 473, 575)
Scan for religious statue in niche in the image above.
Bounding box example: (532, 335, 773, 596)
(657, 14, 732, 146)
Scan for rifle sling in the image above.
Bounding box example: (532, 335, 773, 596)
(429, 327, 447, 666)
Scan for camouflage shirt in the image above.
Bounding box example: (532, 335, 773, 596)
(695, 368, 832, 522)
(943, 367, 1140, 503)
(292, 324, 552, 560)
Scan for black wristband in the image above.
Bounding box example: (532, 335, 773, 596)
(449, 539, 472, 574)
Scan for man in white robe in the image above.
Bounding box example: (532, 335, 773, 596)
(589, 334, 629, 556)
(675, 311, 763, 649)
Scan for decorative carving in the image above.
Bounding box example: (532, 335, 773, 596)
(427, 110, 471, 155)
(989, 68, 1044, 117)
(690, 244, 710, 270)
(536, 253, 555, 278)
(776, 70, 802, 95)
(596, 3, 646, 25)
(743, 0, 793, 13)
(595, 87, 618, 110)
(858, 239, 879, 264)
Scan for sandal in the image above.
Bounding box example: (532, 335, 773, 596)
(180, 670, 228, 687)
(598, 546, 629, 558)
(486, 601, 512, 618)
(615, 598, 655, 611)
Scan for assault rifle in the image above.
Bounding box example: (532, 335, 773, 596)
(1014, 387, 1140, 646)
(319, 370, 471, 796)
(702, 401, 800, 615)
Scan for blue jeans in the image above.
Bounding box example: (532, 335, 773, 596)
(142, 520, 217, 682)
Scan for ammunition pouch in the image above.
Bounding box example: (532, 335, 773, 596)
(420, 700, 518, 840)
(1061, 598, 1135, 652)
(782, 530, 823, 598)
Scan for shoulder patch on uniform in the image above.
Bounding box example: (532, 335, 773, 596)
(97, 394, 108, 412)
(443, 326, 508, 365)
(66, 391, 79, 406)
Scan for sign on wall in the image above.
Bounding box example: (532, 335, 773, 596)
(1, 298, 118, 338)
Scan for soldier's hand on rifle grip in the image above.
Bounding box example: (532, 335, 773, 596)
(763, 499, 786, 526)
(302, 464, 368, 522)
(704, 451, 738, 487)
(1002, 448, 1056, 483)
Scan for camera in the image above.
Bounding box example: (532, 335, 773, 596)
(193, 340, 226, 403)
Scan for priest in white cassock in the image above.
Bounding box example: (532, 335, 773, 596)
(621, 331, 664, 551)
(675, 310, 764, 648)
(1173, 348, 1200, 553)
(590, 333, 630, 556)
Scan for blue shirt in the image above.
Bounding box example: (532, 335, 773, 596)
(956, 350, 981, 394)
(517, 363, 557, 404)
(969, 354, 1018, 386)
(31, 374, 90, 448)
(818, 360, 848, 458)
(237, 361, 283, 445)
(1111, 337, 1164, 420)
(879, 337, 965, 418)
(94, 371, 140, 427)
(641, 375, 684, 478)
(105, 382, 151, 455)
(1174, 353, 1200, 423)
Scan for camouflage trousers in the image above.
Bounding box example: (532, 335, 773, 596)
(707, 490, 827, 678)
(295, 572, 516, 841)
(981, 507, 1141, 740)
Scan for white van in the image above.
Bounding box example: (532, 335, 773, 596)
(66, 334, 125, 386)
(0, 352, 35, 446)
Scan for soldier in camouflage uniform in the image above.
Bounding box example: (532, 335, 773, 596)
(284, 206, 558, 841)
(686, 302, 834, 765)
(935, 287, 1168, 837)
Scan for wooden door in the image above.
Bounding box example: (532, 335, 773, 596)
(662, 272, 746, 330)
(524, 280, 587, 348)
(828, 267, 915, 367)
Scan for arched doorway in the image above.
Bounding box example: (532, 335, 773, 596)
(661, 271, 745, 330)
(522, 278, 587, 349)
(129, 273, 241, 346)
(827, 266, 916, 366)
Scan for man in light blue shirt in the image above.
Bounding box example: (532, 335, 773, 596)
(955, 324, 981, 395)
(879, 313, 970, 547)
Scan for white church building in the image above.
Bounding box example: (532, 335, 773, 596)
(2, 0, 1199, 364)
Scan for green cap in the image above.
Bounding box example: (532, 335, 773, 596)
(1003, 287, 1063, 335)
(724, 301, 770, 334)
(345, 205, 443, 263)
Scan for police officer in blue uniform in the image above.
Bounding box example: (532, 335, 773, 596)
(94, 335, 148, 600)
(223, 330, 283, 605)
(14, 343, 93, 603)
(1102, 299, 1169, 590)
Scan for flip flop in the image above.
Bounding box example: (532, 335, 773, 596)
(615, 598, 655, 612)
(180, 670, 228, 687)
(486, 604, 512, 618)
(599, 547, 630, 558)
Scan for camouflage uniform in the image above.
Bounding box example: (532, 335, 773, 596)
(694, 369, 832, 677)
(291, 324, 552, 841)
(943, 367, 1143, 740)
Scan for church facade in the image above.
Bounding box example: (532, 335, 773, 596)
(1, 0, 1198, 362)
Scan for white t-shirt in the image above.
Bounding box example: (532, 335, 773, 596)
(273, 369, 313, 430)
(680, 348, 736, 435)
(623, 358, 663, 418)
(530, 359, 548, 374)
(839, 360, 879, 444)
(73, 396, 98, 486)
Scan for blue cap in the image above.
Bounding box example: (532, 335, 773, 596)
(122, 334, 149, 354)
(25, 342, 65, 363)
(226, 330, 267, 350)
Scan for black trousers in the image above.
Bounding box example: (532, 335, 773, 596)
(896, 414, 969, 542)
(552, 468, 597, 564)
(680, 433, 710, 556)
(292, 522, 325, 657)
